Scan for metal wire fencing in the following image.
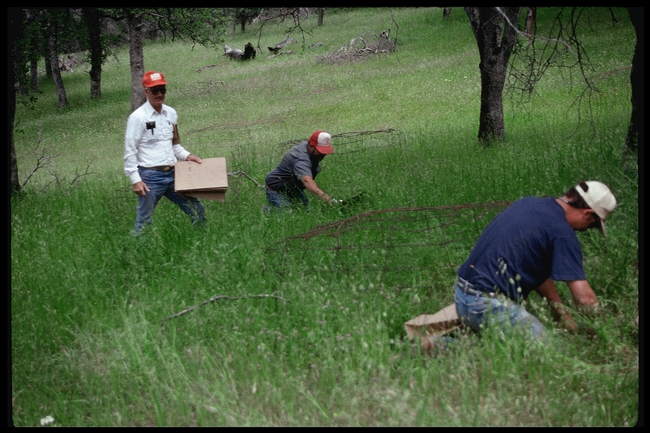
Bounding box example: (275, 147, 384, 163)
(264, 201, 511, 288)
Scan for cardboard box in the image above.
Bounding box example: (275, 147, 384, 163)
(175, 157, 228, 202)
(404, 304, 462, 350)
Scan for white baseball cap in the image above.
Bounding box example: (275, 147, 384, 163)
(576, 181, 617, 236)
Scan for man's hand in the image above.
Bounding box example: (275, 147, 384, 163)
(559, 313, 577, 334)
(301, 175, 333, 203)
(133, 181, 150, 197)
(536, 279, 577, 333)
(186, 154, 202, 164)
(566, 280, 601, 317)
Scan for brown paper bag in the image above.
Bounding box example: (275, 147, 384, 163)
(404, 303, 462, 350)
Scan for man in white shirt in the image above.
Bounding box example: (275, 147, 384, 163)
(124, 70, 206, 234)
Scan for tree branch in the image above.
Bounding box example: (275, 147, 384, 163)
(161, 292, 288, 332)
(228, 170, 264, 188)
(69, 158, 95, 187)
(21, 129, 61, 190)
(494, 6, 575, 55)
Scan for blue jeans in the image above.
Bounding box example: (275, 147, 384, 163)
(265, 186, 309, 212)
(454, 277, 546, 339)
(134, 168, 205, 234)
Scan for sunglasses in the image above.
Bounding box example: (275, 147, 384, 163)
(561, 198, 602, 229)
(148, 87, 167, 95)
(588, 212, 601, 229)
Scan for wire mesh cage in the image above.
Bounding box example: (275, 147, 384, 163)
(264, 201, 511, 288)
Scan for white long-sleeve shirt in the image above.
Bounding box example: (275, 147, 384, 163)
(123, 100, 191, 184)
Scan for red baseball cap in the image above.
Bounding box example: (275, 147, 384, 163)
(142, 70, 168, 88)
(308, 130, 334, 155)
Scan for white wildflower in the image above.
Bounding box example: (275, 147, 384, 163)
(40, 415, 55, 426)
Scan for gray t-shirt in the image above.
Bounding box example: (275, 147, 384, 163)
(265, 141, 322, 197)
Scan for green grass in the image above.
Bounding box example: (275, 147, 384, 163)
(11, 7, 638, 426)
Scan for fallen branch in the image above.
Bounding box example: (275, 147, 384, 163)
(198, 80, 225, 93)
(317, 30, 395, 64)
(161, 293, 287, 332)
(69, 158, 95, 187)
(228, 170, 264, 188)
(22, 144, 61, 190)
(196, 64, 218, 72)
(21, 125, 61, 190)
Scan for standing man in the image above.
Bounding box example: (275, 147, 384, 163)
(124, 70, 206, 234)
(454, 181, 617, 339)
(264, 130, 339, 211)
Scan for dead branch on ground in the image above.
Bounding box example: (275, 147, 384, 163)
(228, 170, 264, 188)
(161, 292, 288, 332)
(317, 30, 395, 64)
(197, 80, 225, 93)
(196, 64, 218, 72)
(21, 128, 61, 190)
(69, 158, 96, 187)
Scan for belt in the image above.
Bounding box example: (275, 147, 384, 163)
(266, 185, 289, 193)
(456, 276, 499, 298)
(139, 165, 173, 172)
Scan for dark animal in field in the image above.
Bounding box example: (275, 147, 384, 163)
(242, 42, 256, 60)
(224, 43, 256, 61)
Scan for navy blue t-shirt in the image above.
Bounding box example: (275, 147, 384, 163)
(457, 196, 586, 300)
(265, 141, 322, 197)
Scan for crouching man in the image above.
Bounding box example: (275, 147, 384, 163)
(264, 130, 339, 211)
(453, 181, 617, 339)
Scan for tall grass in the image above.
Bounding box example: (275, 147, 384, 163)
(11, 7, 638, 426)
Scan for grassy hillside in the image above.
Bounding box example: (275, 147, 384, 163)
(11, 7, 638, 426)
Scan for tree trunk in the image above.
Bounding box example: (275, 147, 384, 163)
(465, 7, 521, 144)
(30, 56, 39, 92)
(83, 7, 102, 99)
(318, 8, 324, 26)
(443, 7, 452, 21)
(127, 9, 145, 112)
(24, 9, 40, 92)
(14, 51, 28, 96)
(525, 7, 536, 37)
(13, 10, 28, 96)
(10, 7, 23, 194)
(48, 13, 68, 109)
(232, 8, 237, 36)
(43, 44, 52, 78)
(626, 7, 642, 154)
